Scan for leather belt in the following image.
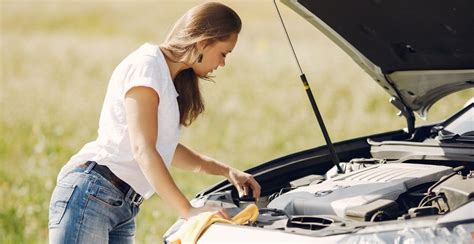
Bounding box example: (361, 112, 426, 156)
(80, 161, 144, 206)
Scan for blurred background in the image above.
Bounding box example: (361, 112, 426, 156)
(1, 0, 472, 242)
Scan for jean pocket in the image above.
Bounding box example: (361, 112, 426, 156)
(88, 186, 124, 208)
(49, 182, 76, 226)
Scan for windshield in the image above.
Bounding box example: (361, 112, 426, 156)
(444, 105, 474, 136)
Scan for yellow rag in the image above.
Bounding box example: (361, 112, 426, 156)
(168, 204, 259, 244)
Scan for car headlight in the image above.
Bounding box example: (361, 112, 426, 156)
(343, 223, 474, 244)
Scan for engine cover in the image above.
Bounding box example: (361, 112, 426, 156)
(267, 163, 452, 217)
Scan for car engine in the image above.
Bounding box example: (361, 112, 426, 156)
(267, 162, 453, 218)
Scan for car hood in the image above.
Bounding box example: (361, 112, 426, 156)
(281, 0, 474, 118)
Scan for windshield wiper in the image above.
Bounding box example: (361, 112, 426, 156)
(437, 130, 474, 143)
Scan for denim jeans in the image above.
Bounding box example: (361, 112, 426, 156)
(48, 163, 140, 243)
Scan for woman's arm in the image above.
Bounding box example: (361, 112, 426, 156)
(172, 143, 261, 200)
(124, 86, 193, 218)
(172, 143, 230, 176)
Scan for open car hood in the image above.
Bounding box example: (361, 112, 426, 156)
(282, 0, 474, 119)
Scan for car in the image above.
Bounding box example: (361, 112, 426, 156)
(164, 0, 474, 243)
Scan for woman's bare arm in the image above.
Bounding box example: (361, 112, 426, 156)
(172, 143, 261, 200)
(124, 86, 192, 218)
(172, 143, 230, 176)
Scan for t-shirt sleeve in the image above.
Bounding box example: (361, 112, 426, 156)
(122, 56, 165, 99)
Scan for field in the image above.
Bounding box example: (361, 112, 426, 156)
(1, 0, 472, 243)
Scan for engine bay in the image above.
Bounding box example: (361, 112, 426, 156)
(188, 103, 474, 235)
(198, 159, 473, 235)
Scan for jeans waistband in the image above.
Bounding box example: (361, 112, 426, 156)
(80, 161, 144, 206)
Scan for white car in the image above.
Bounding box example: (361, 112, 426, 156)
(164, 0, 474, 243)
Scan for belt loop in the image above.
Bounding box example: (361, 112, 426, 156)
(124, 187, 133, 201)
(84, 161, 97, 174)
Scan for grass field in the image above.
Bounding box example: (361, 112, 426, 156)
(1, 0, 472, 243)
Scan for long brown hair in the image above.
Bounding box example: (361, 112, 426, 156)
(160, 2, 241, 126)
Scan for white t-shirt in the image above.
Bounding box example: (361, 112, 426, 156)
(58, 43, 181, 199)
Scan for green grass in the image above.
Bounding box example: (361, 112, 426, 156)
(1, 1, 472, 243)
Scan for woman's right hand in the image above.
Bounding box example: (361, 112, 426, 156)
(185, 205, 231, 220)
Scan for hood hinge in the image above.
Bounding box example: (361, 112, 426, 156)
(390, 96, 415, 134)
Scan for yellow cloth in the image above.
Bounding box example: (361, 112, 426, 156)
(169, 204, 259, 244)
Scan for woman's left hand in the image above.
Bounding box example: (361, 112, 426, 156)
(226, 168, 261, 201)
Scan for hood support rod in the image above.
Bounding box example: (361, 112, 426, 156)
(273, 0, 343, 173)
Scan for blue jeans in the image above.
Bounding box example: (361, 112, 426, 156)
(48, 163, 140, 243)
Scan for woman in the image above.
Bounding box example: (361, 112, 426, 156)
(48, 2, 261, 243)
